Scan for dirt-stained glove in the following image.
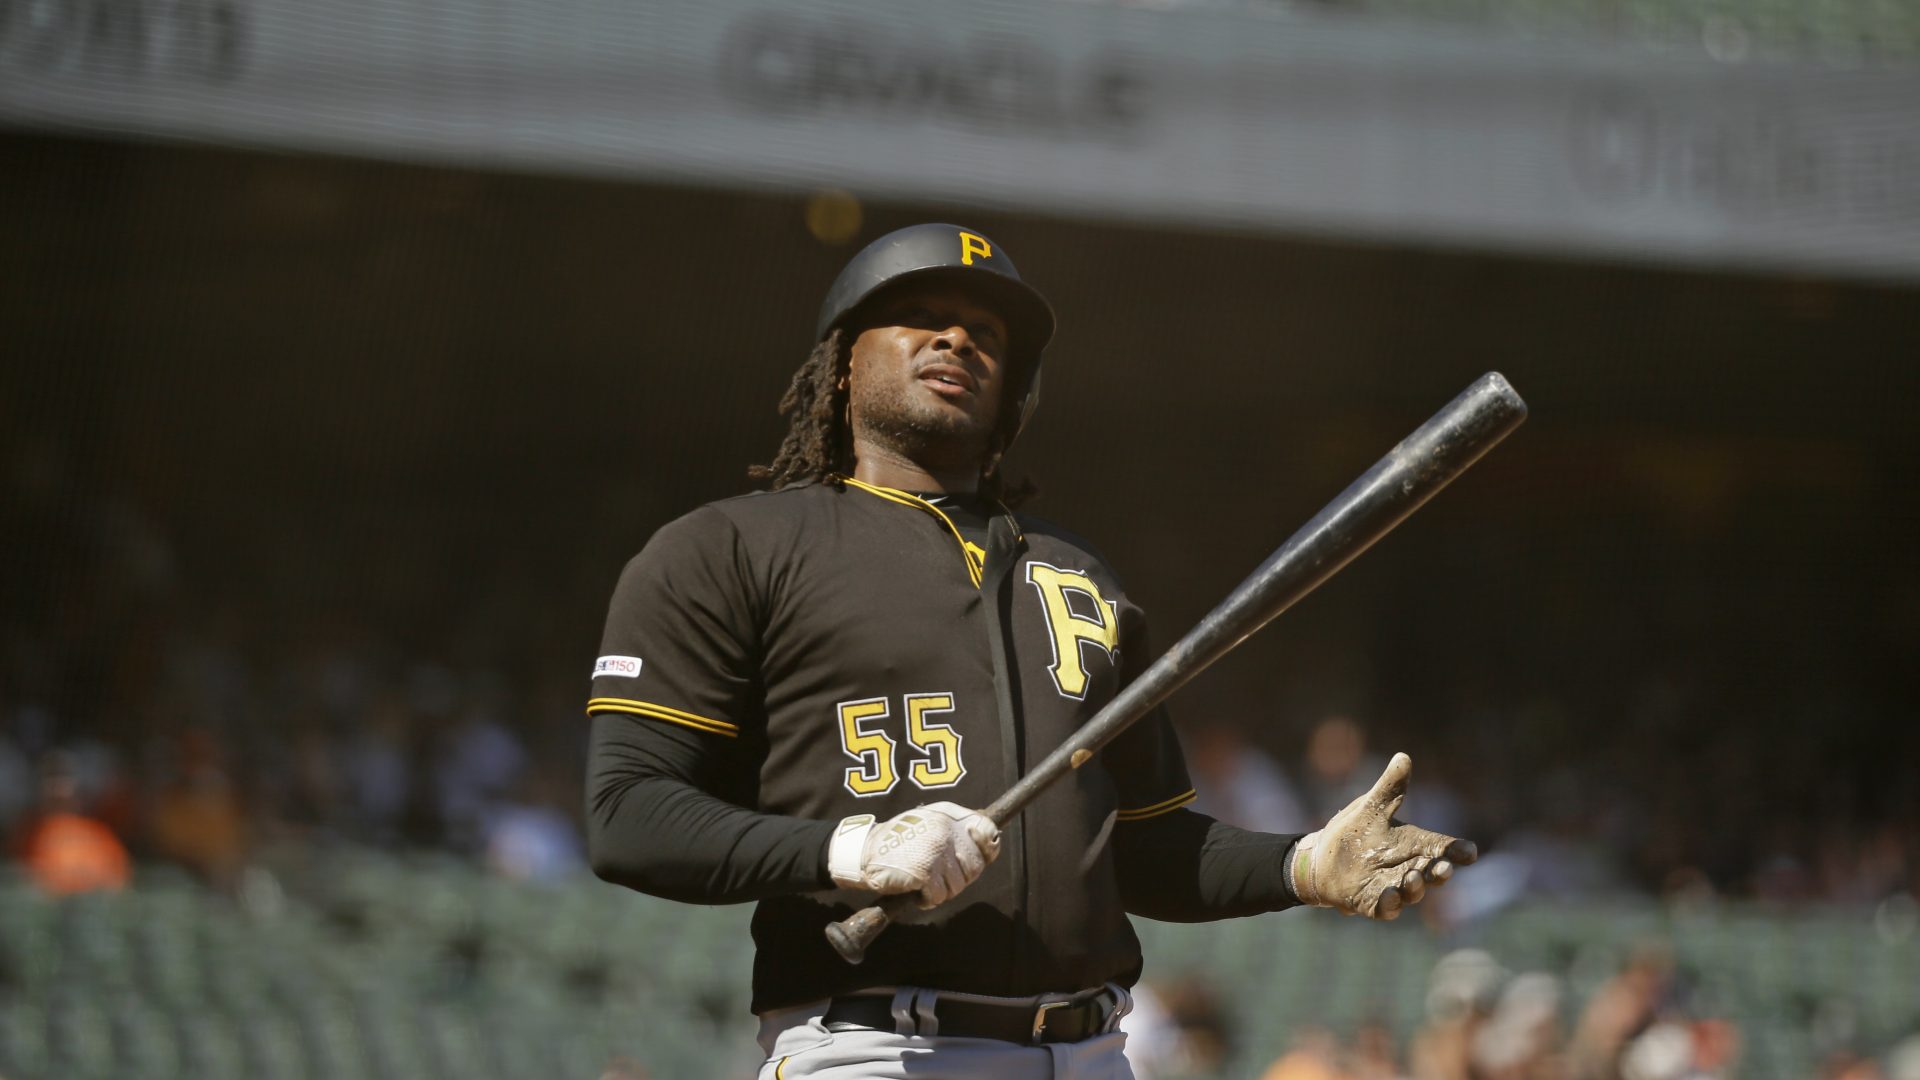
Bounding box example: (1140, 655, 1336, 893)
(1290, 752, 1478, 920)
(827, 803, 1002, 909)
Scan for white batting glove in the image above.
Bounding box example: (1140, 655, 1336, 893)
(1290, 752, 1478, 920)
(828, 803, 1002, 909)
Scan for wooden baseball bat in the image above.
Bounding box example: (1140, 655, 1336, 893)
(826, 371, 1529, 964)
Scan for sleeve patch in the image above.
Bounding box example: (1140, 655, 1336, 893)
(1116, 789, 1197, 822)
(586, 697, 738, 738)
(594, 655, 644, 678)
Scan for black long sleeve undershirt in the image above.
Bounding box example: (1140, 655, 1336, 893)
(587, 712, 1302, 919)
(1114, 808, 1303, 921)
(586, 713, 833, 904)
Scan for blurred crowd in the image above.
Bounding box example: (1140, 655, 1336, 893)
(1122, 945, 1920, 1080)
(1183, 713, 1919, 919)
(1, 621, 588, 896)
(4, 475, 1917, 912)
(2, 480, 592, 895)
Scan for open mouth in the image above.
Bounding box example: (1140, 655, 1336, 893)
(917, 365, 977, 396)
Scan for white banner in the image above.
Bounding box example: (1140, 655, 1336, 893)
(4, 0, 1919, 280)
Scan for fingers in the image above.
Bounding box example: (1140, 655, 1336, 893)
(1322, 811, 1478, 920)
(953, 832, 987, 879)
(1400, 867, 1427, 904)
(913, 803, 1006, 903)
(1402, 832, 1473, 887)
(1405, 838, 1472, 889)
(1394, 824, 1471, 865)
(1367, 866, 1429, 921)
(920, 856, 967, 909)
(855, 804, 998, 903)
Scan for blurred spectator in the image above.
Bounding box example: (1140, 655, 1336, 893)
(1887, 1035, 1920, 1080)
(1410, 949, 1506, 1080)
(14, 750, 132, 895)
(1472, 972, 1564, 1079)
(341, 691, 417, 842)
(1187, 720, 1310, 833)
(149, 727, 250, 890)
(1618, 1022, 1697, 1080)
(1118, 980, 1198, 1080)
(599, 1057, 650, 1080)
(0, 726, 32, 832)
(1351, 1022, 1408, 1080)
(1569, 943, 1674, 1080)
(1689, 1020, 1740, 1079)
(1154, 974, 1234, 1076)
(284, 713, 346, 831)
(1302, 716, 1385, 822)
(1820, 1051, 1886, 1080)
(436, 694, 528, 850)
(484, 769, 586, 883)
(1261, 1024, 1354, 1080)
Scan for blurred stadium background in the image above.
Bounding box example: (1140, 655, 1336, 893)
(3, 0, 1918, 1078)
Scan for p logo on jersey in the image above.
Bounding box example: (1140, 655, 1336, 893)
(594, 655, 643, 678)
(1025, 564, 1120, 700)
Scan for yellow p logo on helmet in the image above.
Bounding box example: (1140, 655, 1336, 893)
(958, 232, 992, 266)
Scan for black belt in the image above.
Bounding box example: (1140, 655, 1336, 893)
(824, 987, 1121, 1045)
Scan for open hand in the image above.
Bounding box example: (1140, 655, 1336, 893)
(1290, 752, 1477, 920)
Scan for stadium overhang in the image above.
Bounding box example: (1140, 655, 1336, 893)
(3, 0, 1919, 281)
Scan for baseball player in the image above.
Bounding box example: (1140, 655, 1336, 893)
(585, 224, 1476, 1079)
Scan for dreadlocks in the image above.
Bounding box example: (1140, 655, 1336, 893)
(747, 330, 854, 491)
(747, 329, 1035, 507)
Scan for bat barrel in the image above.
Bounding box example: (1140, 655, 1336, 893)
(1198, 370, 1528, 668)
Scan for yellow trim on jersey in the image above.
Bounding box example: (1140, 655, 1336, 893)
(586, 697, 739, 738)
(836, 475, 985, 588)
(1115, 789, 1197, 822)
(774, 1056, 790, 1080)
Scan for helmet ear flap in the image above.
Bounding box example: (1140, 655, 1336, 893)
(1010, 366, 1042, 446)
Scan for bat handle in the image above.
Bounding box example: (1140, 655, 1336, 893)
(826, 894, 916, 964)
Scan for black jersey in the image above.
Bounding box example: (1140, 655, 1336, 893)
(588, 477, 1196, 1011)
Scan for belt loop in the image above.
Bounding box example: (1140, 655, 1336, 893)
(913, 988, 940, 1036)
(1103, 983, 1132, 1033)
(889, 989, 916, 1035)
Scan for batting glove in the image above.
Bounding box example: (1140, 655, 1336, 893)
(1290, 752, 1477, 920)
(828, 803, 1002, 909)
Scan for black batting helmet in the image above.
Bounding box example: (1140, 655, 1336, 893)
(817, 223, 1055, 440)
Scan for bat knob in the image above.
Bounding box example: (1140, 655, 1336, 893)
(826, 903, 896, 964)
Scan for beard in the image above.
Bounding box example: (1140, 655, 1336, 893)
(850, 376, 998, 471)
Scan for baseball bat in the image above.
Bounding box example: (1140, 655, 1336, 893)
(826, 371, 1528, 964)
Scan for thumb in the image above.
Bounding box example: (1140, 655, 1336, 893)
(1363, 752, 1413, 816)
(965, 814, 1002, 861)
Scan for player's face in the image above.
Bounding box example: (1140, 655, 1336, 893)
(845, 285, 1010, 466)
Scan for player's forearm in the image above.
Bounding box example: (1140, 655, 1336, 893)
(1112, 808, 1301, 921)
(585, 714, 833, 904)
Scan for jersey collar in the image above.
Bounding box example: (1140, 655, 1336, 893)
(832, 474, 1021, 588)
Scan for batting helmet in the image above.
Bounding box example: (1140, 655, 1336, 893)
(817, 223, 1055, 440)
